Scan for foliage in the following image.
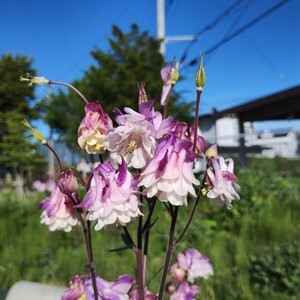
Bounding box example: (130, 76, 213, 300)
(43, 24, 194, 150)
(0, 54, 46, 176)
(249, 240, 300, 299)
(1, 159, 300, 300)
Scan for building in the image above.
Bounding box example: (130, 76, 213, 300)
(199, 85, 300, 164)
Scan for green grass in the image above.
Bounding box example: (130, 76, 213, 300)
(0, 158, 300, 299)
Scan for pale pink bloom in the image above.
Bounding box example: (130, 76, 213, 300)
(206, 156, 240, 208)
(84, 274, 133, 300)
(38, 186, 78, 232)
(78, 101, 113, 154)
(33, 180, 46, 192)
(170, 282, 200, 300)
(176, 248, 213, 283)
(61, 275, 86, 300)
(79, 160, 142, 230)
(139, 135, 199, 206)
(105, 101, 162, 169)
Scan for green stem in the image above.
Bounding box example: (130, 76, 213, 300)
(44, 142, 63, 173)
(193, 90, 202, 152)
(49, 80, 89, 104)
(158, 206, 179, 300)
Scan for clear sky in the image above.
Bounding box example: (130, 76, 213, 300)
(1, 0, 300, 135)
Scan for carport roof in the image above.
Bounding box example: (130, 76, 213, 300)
(202, 85, 300, 122)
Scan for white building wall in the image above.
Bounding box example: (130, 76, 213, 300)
(215, 117, 239, 147)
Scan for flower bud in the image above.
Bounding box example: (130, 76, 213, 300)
(137, 82, 148, 104)
(195, 54, 206, 91)
(59, 168, 78, 195)
(170, 62, 180, 84)
(205, 144, 218, 159)
(21, 119, 47, 144)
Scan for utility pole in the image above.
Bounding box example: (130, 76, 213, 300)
(156, 0, 198, 56)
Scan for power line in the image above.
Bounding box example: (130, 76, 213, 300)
(186, 0, 289, 67)
(204, 0, 251, 65)
(180, 0, 243, 63)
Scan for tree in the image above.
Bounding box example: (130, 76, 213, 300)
(0, 54, 46, 195)
(44, 24, 193, 150)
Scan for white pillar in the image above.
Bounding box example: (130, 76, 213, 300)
(157, 0, 166, 55)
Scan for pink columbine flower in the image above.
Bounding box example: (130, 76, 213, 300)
(104, 101, 162, 169)
(61, 275, 86, 300)
(139, 134, 199, 206)
(170, 282, 200, 300)
(78, 101, 113, 154)
(206, 156, 240, 208)
(79, 159, 142, 230)
(84, 274, 133, 300)
(38, 186, 78, 232)
(173, 248, 213, 283)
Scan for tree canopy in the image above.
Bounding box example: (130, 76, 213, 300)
(0, 54, 46, 178)
(44, 24, 194, 150)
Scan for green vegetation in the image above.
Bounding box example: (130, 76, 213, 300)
(0, 158, 299, 299)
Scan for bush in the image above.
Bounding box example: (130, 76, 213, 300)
(249, 240, 300, 299)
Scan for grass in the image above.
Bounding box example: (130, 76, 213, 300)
(0, 157, 299, 299)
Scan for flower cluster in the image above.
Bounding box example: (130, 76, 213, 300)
(22, 56, 241, 300)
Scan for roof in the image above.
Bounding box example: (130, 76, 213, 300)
(201, 85, 300, 122)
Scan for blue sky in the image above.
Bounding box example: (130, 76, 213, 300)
(1, 0, 299, 135)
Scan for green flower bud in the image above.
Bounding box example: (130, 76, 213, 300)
(22, 119, 47, 144)
(195, 54, 206, 91)
(205, 144, 218, 159)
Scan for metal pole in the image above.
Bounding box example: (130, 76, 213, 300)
(157, 0, 166, 55)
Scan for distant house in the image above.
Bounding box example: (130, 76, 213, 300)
(198, 85, 300, 163)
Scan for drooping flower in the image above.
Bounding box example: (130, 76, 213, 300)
(104, 101, 162, 169)
(171, 248, 213, 284)
(83, 274, 133, 300)
(78, 101, 113, 154)
(61, 275, 86, 300)
(139, 134, 199, 206)
(170, 282, 200, 300)
(206, 156, 240, 208)
(38, 186, 78, 232)
(79, 159, 142, 230)
(160, 60, 179, 106)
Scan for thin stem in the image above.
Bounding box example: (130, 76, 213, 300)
(142, 198, 157, 285)
(193, 90, 202, 152)
(174, 169, 208, 246)
(70, 194, 99, 299)
(135, 247, 144, 300)
(136, 192, 144, 299)
(122, 225, 136, 248)
(158, 206, 179, 300)
(44, 142, 63, 173)
(49, 80, 89, 104)
(163, 84, 174, 119)
(87, 220, 99, 300)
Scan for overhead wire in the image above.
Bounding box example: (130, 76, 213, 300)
(179, 0, 243, 63)
(185, 0, 289, 67)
